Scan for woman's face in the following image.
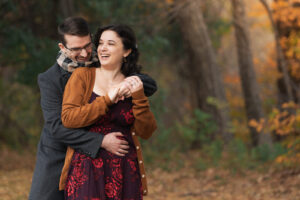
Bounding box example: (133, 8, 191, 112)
(97, 30, 131, 68)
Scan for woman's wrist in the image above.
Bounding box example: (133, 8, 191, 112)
(131, 88, 145, 99)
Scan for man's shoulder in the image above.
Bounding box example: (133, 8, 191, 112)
(39, 63, 61, 79)
(38, 63, 62, 86)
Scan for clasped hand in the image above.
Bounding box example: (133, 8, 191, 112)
(102, 76, 143, 156)
(108, 76, 143, 103)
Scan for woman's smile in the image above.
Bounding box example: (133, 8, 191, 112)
(98, 30, 131, 68)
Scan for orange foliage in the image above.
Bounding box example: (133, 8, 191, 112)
(273, 0, 300, 81)
(247, 0, 271, 29)
(224, 74, 240, 85)
(250, 102, 300, 166)
(272, 0, 300, 27)
(224, 74, 244, 111)
(165, 0, 174, 4)
(249, 102, 300, 135)
(249, 102, 300, 165)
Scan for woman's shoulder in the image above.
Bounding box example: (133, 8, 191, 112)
(72, 67, 96, 79)
(73, 67, 96, 74)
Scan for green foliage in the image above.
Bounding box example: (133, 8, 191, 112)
(204, 139, 224, 164)
(195, 158, 209, 171)
(16, 36, 57, 87)
(0, 21, 57, 87)
(193, 138, 288, 172)
(225, 138, 255, 169)
(0, 78, 42, 150)
(78, 0, 157, 26)
(251, 143, 287, 163)
(195, 139, 224, 170)
(207, 19, 231, 49)
(78, 0, 176, 70)
(177, 109, 218, 149)
(141, 89, 177, 165)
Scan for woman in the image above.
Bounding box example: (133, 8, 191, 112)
(59, 24, 157, 200)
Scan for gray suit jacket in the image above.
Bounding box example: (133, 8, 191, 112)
(29, 63, 157, 200)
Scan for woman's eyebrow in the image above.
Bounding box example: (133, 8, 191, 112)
(99, 39, 116, 43)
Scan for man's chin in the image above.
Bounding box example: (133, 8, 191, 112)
(77, 59, 89, 63)
(76, 56, 91, 63)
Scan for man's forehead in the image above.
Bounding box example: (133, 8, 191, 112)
(64, 34, 91, 47)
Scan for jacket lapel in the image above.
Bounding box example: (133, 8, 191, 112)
(59, 66, 72, 90)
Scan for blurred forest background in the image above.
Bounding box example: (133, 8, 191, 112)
(0, 0, 300, 199)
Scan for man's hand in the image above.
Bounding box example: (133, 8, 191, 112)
(101, 132, 129, 156)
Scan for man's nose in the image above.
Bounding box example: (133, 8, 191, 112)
(80, 48, 88, 57)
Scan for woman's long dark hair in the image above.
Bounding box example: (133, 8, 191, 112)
(93, 24, 142, 76)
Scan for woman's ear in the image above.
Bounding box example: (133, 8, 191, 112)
(123, 49, 132, 57)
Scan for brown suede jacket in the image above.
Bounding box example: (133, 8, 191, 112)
(59, 67, 157, 196)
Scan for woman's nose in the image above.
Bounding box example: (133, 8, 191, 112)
(101, 44, 108, 51)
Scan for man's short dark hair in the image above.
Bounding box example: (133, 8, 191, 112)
(58, 17, 91, 45)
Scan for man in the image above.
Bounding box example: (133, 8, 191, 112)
(29, 17, 157, 200)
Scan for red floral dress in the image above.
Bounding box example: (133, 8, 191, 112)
(65, 92, 142, 200)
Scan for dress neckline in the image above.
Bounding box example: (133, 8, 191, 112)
(92, 91, 102, 97)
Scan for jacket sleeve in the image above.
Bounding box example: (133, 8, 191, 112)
(134, 73, 157, 97)
(131, 88, 157, 139)
(61, 69, 113, 128)
(38, 73, 102, 158)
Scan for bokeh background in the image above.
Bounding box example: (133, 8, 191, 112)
(0, 0, 300, 199)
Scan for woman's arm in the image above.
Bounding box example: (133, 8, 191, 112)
(131, 88, 157, 139)
(61, 68, 113, 128)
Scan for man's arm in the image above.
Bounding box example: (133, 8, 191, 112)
(38, 73, 102, 158)
(134, 73, 157, 97)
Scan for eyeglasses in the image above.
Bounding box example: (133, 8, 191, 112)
(64, 42, 93, 54)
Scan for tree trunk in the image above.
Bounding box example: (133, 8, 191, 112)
(175, 0, 232, 143)
(259, 0, 294, 105)
(231, 0, 272, 146)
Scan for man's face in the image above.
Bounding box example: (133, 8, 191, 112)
(58, 34, 92, 63)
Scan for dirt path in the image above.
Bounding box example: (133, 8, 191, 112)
(0, 167, 299, 200)
(1, 150, 299, 200)
(145, 167, 300, 200)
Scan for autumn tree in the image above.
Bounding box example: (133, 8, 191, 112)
(272, 0, 300, 104)
(259, 0, 294, 105)
(172, 0, 232, 143)
(231, 0, 272, 146)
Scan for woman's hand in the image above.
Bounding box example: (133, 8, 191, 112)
(118, 81, 131, 98)
(108, 86, 120, 103)
(108, 76, 143, 103)
(125, 76, 143, 93)
(108, 82, 130, 103)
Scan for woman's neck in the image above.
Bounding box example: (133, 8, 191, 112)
(97, 66, 124, 84)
